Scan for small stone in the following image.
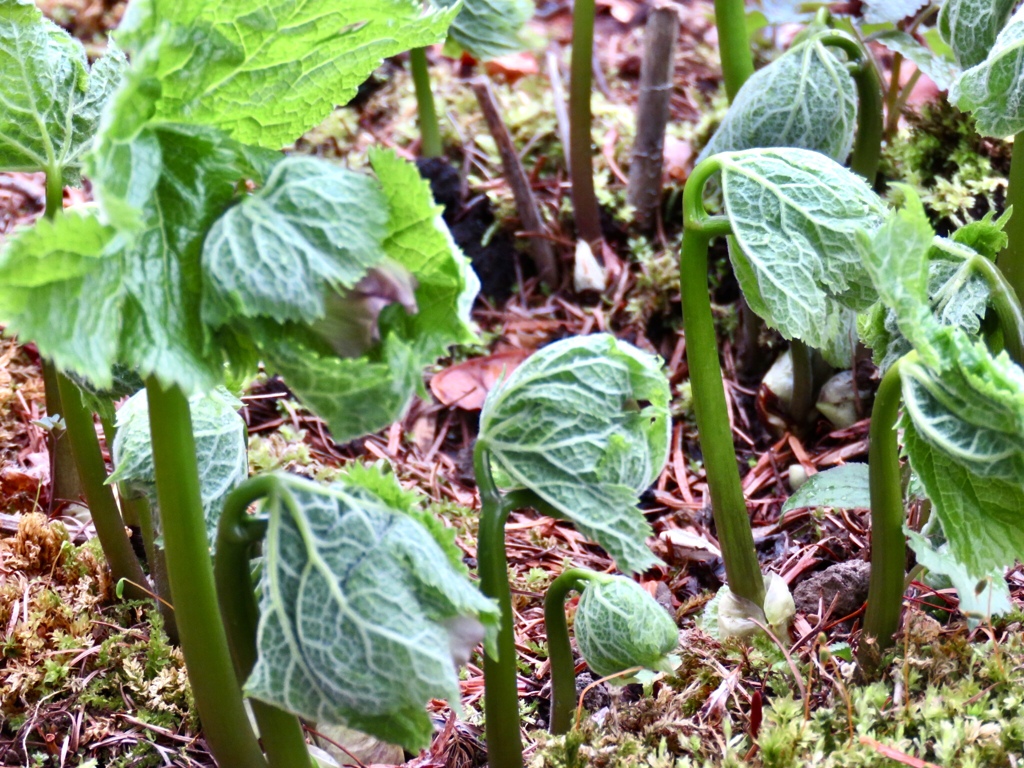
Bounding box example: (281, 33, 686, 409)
(793, 560, 871, 619)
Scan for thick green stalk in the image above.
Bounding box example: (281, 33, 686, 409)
(128, 493, 179, 644)
(569, 0, 602, 245)
(858, 359, 906, 674)
(145, 378, 268, 768)
(713, 0, 754, 101)
(1000, 131, 1024, 306)
(56, 374, 150, 600)
(410, 48, 442, 159)
(216, 476, 311, 768)
(474, 441, 524, 768)
(971, 253, 1024, 365)
(40, 169, 81, 508)
(679, 161, 765, 609)
(788, 339, 814, 430)
(545, 568, 596, 735)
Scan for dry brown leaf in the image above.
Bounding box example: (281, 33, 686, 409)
(429, 349, 529, 410)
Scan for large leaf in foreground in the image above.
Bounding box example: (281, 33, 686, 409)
(108, 387, 248, 542)
(860, 194, 1024, 577)
(951, 6, 1024, 137)
(433, 0, 532, 61)
(0, 0, 125, 183)
(478, 334, 670, 574)
(246, 472, 498, 751)
(261, 149, 479, 442)
(939, 0, 1016, 69)
(115, 0, 458, 148)
(718, 148, 887, 355)
(697, 33, 857, 165)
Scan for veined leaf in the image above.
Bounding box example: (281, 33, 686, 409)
(951, 6, 1024, 137)
(697, 33, 857, 165)
(906, 529, 1012, 627)
(0, 0, 125, 183)
(873, 30, 961, 91)
(246, 472, 498, 751)
(718, 148, 887, 353)
(939, 0, 1015, 69)
(108, 387, 248, 543)
(478, 334, 671, 574)
(574, 574, 678, 680)
(114, 0, 459, 149)
(0, 209, 125, 386)
(261, 150, 479, 443)
(781, 464, 870, 512)
(202, 156, 390, 326)
(432, 0, 532, 61)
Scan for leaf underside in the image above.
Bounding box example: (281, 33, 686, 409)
(432, 0, 531, 61)
(951, 6, 1024, 137)
(939, 0, 1016, 69)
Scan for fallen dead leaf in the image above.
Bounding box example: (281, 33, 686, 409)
(429, 349, 529, 410)
(484, 51, 540, 83)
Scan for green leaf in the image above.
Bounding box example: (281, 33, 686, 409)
(781, 464, 871, 512)
(70, 364, 144, 422)
(260, 150, 478, 443)
(903, 418, 1024, 578)
(478, 334, 671, 574)
(697, 33, 858, 165)
(202, 156, 390, 326)
(950, 6, 1024, 137)
(939, 0, 1015, 69)
(873, 30, 961, 91)
(0, 209, 125, 386)
(245, 472, 498, 751)
(574, 574, 678, 680)
(115, 0, 459, 149)
(433, 0, 531, 61)
(906, 529, 1012, 627)
(0, 0, 125, 183)
(862, 0, 928, 25)
(718, 148, 887, 353)
(108, 387, 248, 543)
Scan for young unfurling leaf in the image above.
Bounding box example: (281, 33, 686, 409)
(478, 334, 671, 574)
(245, 472, 499, 751)
(939, 0, 1015, 69)
(697, 32, 858, 165)
(573, 575, 678, 680)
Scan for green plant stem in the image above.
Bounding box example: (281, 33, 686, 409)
(713, 0, 754, 101)
(858, 358, 906, 675)
(789, 339, 814, 430)
(1000, 131, 1024, 306)
(545, 568, 597, 735)
(474, 441, 524, 768)
(128, 493, 179, 644)
(410, 48, 442, 159)
(882, 52, 903, 141)
(145, 378, 268, 768)
(971, 253, 1024, 365)
(217, 476, 311, 768)
(55, 374, 150, 600)
(679, 161, 765, 610)
(569, 0, 602, 245)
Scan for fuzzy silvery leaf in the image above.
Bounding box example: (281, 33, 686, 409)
(781, 463, 870, 512)
(574, 575, 678, 680)
(260, 149, 479, 443)
(108, 387, 248, 543)
(718, 148, 887, 354)
(939, 0, 1016, 69)
(906, 529, 1012, 627)
(432, 0, 532, 61)
(478, 334, 670, 574)
(0, 0, 125, 184)
(862, 0, 927, 24)
(873, 30, 961, 91)
(246, 472, 498, 751)
(951, 6, 1024, 137)
(202, 156, 390, 326)
(114, 0, 458, 149)
(697, 33, 857, 166)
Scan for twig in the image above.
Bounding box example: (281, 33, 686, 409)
(627, 3, 679, 231)
(470, 77, 560, 287)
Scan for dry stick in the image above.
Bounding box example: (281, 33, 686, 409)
(627, 3, 679, 232)
(471, 77, 560, 287)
